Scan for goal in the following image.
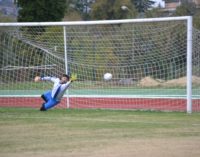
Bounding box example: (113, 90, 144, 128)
(0, 16, 199, 113)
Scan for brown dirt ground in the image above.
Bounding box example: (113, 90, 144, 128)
(138, 76, 200, 87)
(137, 76, 161, 87)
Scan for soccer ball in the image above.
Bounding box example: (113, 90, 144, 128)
(104, 73, 112, 81)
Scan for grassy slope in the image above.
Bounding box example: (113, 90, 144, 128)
(0, 108, 200, 157)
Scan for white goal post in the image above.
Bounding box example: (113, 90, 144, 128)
(0, 16, 199, 113)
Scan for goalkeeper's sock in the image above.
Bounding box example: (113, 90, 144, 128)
(41, 94, 47, 102)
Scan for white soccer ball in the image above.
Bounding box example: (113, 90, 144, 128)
(104, 73, 112, 81)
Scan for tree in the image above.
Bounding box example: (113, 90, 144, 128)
(91, 0, 137, 20)
(145, 8, 164, 18)
(174, 1, 196, 16)
(174, 1, 200, 29)
(193, 11, 200, 29)
(63, 0, 82, 21)
(131, 0, 154, 15)
(72, 0, 94, 20)
(17, 0, 66, 22)
(0, 13, 16, 22)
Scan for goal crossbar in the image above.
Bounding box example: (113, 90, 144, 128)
(0, 16, 191, 26)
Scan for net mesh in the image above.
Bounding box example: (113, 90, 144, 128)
(0, 19, 200, 111)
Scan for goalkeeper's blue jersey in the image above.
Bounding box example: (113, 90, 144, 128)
(41, 77, 71, 101)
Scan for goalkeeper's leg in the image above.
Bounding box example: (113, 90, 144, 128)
(40, 99, 60, 111)
(41, 91, 51, 102)
(40, 91, 54, 111)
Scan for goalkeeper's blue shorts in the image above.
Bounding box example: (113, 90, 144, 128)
(41, 91, 60, 110)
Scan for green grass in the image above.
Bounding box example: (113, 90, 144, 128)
(0, 107, 200, 157)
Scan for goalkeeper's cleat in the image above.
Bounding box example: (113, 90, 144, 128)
(40, 103, 46, 111)
(70, 73, 77, 82)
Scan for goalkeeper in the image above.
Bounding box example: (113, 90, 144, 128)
(34, 74, 77, 111)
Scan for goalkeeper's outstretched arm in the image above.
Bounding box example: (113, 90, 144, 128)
(34, 76, 58, 83)
(34, 74, 77, 83)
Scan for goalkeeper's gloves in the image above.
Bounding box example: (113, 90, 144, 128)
(70, 73, 77, 82)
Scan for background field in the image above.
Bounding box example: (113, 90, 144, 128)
(0, 107, 200, 157)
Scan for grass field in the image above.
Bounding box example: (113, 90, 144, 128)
(0, 108, 200, 157)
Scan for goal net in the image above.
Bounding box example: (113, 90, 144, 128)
(0, 17, 199, 112)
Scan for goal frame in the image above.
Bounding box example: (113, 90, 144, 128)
(0, 16, 193, 113)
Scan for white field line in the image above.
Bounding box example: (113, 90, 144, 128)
(0, 94, 200, 99)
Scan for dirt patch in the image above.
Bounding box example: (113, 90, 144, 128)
(138, 76, 200, 87)
(163, 76, 200, 87)
(163, 76, 187, 87)
(192, 76, 200, 85)
(137, 76, 161, 87)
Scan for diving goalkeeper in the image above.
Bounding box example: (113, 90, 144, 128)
(34, 74, 77, 111)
